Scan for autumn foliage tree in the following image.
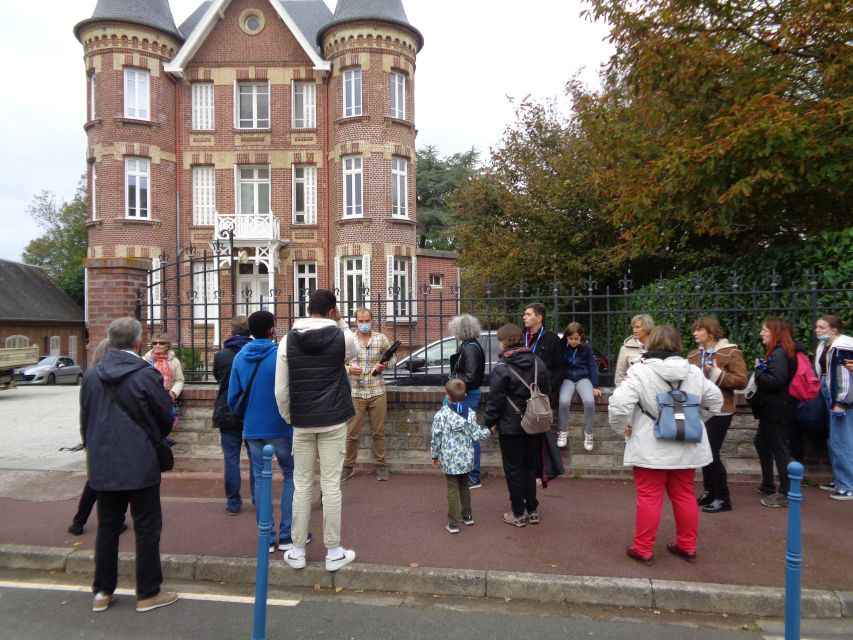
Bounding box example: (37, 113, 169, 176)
(574, 0, 852, 265)
(451, 1, 851, 292)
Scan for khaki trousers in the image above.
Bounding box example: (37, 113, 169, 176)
(345, 394, 387, 467)
(291, 426, 346, 549)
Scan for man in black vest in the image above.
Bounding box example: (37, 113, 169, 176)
(275, 289, 360, 572)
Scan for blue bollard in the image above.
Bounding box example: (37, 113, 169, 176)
(784, 461, 804, 640)
(251, 444, 274, 640)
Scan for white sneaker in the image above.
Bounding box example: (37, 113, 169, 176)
(283, 548, 306, 569)
(583, 432, 594, 451)
(325, 548, 356, 572)
(556, 431, 568, 448)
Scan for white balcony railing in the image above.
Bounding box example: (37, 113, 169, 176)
(214, 213, 281, 243)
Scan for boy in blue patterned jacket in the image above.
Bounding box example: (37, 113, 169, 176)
(431, 380, 491, 533)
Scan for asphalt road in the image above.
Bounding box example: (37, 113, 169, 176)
(0, 580, 759, 640)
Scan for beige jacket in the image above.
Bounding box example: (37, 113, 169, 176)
(614, 336, 646, 386)
(142, 350, 184, 398)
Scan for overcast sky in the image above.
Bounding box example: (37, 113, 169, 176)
(0, 0, 612, 261)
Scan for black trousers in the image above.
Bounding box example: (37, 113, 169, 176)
(702, 414, 733, 502)
(499, 433, 544, 517)
(72, 481, 98, 527)
(94, 484, 163, 599)
(754, 417, 792, 495)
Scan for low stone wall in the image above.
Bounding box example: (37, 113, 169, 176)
(176, 385, 831, 482)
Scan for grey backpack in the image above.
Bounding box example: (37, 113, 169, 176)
(499, 358, 553, 435)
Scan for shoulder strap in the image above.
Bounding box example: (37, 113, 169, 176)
(496, 359, 538, 415)
(237, 360, 262, 416)
(102, 378, 161, 450)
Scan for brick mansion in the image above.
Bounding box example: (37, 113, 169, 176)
(75, 0, 457, 357)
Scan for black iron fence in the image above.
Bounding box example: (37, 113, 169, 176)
(137, 252, 852, 385)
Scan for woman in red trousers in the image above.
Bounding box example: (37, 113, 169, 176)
(608, 325, 723, 565)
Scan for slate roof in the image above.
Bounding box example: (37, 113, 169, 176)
(178, 1, 332, 56)
(74, 0, 182, 42)
(0, 260, 84, 324)
(317, 0, 423, 50)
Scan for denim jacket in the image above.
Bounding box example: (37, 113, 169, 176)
(430, 405, 490, 475)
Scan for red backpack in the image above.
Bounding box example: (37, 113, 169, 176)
(788, 352, 820, 403)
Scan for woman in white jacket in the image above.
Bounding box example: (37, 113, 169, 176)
(609, 325, 723, 566)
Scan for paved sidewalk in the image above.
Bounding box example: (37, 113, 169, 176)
(0, 469, 850, 616)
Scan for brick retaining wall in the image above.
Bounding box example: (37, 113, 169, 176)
(175, 385, 831, 482)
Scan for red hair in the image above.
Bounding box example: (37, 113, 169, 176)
(762, 317, 795, 359)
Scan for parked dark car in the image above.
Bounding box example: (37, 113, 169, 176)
(384, 332, 611, 387)
(14, 356, 82, 385)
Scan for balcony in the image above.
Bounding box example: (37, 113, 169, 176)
(214, 213, 281, 244)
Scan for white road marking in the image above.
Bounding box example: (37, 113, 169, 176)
(0, 580, 299, 607)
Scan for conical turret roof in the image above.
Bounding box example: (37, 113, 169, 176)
(74, 0, 182, 42)
(317, 0, 423, 51)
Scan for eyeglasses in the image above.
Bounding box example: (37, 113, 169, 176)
(152, 341, 169, 346)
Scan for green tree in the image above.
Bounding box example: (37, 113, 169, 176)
(451, 98, 622, 295)
(574, 0, 852, 264)
(416, 145, 478, 249)
(22, 178, 88, 305)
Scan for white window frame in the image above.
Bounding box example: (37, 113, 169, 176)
(125, 157, 150, 219)
(294, 261, 317, 317)
(123, 67, 150, 120)
(148, 257, 162, 321)
(90, 162, 97, 221)
(342, 156, 363, 218)
(235, 82, 270, 129)
(89, 72, 96, 121)
(68, 335, 78, 363)
(236, 165, 270, 215)
(342, 256, 366, 319)
(191, 82, 215, 130)
(292, 81, 316, 129)
(391, 157, 408, 218)
(192, 260, 219, 323)
(390, 71, 405, 120)
(342, 68, 362, 118)
(387, 256, 411, 318)
(49, 336, 60, 357)
(429, 274, 443, 289)
(4, 335, 29, 348)
(292, 165, 317, 225)
(192, 166, 216, 226)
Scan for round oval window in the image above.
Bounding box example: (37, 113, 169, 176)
(245, 15, 261, 32)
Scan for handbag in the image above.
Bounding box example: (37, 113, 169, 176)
(103, 380, 174, 472)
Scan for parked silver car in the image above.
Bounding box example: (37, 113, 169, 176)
(14, 356, 82, 385)
(384, 332, 612, 386)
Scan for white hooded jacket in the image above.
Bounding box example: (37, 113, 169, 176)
(609, 355, 723, 469)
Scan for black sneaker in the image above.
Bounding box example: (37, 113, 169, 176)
(754, 485, 776, 495)
(67, 523, 84, 536)
(340, 467, 355, 483)
(460, 514, 474, 526)
(468, 478, 481, 489)
(445, 522, 460, 534)
(819, 482, 836, 492)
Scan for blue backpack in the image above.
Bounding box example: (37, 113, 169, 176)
(639, 370, 704, 443)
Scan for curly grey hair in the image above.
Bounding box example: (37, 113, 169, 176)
(448, 314, 481, 342)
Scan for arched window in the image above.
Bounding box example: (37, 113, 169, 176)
(4, 335, 29, 348)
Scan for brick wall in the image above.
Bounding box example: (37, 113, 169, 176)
(0, 323, 87, 367)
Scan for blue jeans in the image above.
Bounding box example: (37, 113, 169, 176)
(825, 382, 853, 492)
(463, 389, 483, 483)
(220, 431, 246, 510)
(246, 437, 294, 543)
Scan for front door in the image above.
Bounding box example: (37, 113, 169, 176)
(237, 261, 271, 314)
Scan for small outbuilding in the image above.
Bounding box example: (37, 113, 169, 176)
(0, 259, 86, 367)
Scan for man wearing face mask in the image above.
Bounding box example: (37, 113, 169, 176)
(341, 307, 396, 482)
